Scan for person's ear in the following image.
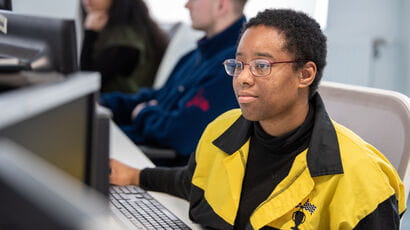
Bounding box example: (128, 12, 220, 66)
(298, 61, 316, 89)
(216, 0, 230, 15)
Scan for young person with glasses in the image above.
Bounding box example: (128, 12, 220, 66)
(110, 9, 406, 229)
(101, 0, 247, 166)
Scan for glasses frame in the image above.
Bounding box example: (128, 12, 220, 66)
(223, 59, 307, 77)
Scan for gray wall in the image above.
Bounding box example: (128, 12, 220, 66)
(9, 0, 410, 96)
(324, 0, 409, 95)
(12, 0, 82, 56)
(402, 0, 410, 95)
(12, 0, 79, 19)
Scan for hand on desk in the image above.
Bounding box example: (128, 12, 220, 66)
(131, 99, 158, 120)
(109, 159, 141, 186)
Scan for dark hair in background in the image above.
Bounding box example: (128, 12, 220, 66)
(243, 9, 327, 98)
(107, 0, 168, 73)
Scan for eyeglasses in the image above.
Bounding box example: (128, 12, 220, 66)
(222, 59, 306, 77)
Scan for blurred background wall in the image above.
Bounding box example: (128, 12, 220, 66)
(324, 0, 409, 95)
(10, 0, 410, 96)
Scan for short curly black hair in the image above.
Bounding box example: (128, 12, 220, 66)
(243, 9, 327, 98)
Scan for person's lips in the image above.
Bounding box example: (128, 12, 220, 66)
(237, 92, 257, 103)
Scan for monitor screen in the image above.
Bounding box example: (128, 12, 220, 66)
(0, 73, 108, 196)
(0, 9, 78, 74)
(0, 0, 11, 10)
(0, 138, 123, 230)
(0, 96, 92, 182)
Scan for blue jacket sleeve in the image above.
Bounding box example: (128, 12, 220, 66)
(99, 88, 157, 125)
(120, 68, 238, 155)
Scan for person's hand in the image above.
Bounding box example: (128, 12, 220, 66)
(109, 159, 141, 186)
(84, 11, 109, 31)
(131, 100, 158, 120)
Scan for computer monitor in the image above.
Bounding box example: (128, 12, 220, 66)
(0, 72, 109, 196)
(0, 138, 124, 230)
(0, 9, 78, 74)
(0, 0, 11, 10)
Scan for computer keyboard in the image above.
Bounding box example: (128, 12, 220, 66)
(109, 185, 191, 229)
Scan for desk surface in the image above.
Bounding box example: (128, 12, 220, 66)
(109, 121, 202, 229)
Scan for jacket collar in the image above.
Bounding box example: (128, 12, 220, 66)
(212, 93, 343, 177)
(197, 16, 246, 59)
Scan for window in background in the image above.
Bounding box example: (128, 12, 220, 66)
(146, 0, 328, 29)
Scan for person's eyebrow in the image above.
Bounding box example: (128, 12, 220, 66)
(254, 52, 274, 58)
(235, 51, 274, 59)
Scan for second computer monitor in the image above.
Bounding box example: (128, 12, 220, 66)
(0, 138, 122, 230)
(0, 9, 78, 73)
(0, 73, 109, 196)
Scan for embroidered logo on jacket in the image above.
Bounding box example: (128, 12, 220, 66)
(186, 89, 210, 111)
(291, 210, 305, 230)
(291, 200, 317, 230)
(297, 200, 317, 215)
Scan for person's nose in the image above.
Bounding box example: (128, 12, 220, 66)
(236, 65, 255, 86)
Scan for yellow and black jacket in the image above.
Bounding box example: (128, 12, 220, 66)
(140, 94, 406, 229)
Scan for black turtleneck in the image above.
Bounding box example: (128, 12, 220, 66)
(234, 106, 315, 230)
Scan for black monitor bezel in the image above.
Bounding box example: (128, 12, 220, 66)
(0, 9, 78, 74)
(0, 138, 112, 229)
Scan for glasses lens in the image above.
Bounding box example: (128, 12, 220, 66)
(223, 59, 241, 76)
(251, 59, 271, 77)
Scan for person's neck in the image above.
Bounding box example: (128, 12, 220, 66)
(259, 99, 310, 137)
(205, 13, 242, 38)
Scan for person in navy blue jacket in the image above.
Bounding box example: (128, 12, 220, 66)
(100, 0, 247, 166)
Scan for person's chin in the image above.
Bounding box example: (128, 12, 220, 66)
(240, 108, 259, 121)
